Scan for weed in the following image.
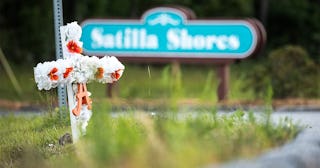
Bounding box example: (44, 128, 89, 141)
(0, 107, 302, 168)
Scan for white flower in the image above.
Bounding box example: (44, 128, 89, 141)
(65, 21, 82, 41)
(34, 55, 125, 90)
(98, 56, 125, 83)
(71, 55, 96, 83)
(62, 40, 83, 59)
(34, 61, 60, 90)
(34, 21, 125, 91)
(81, 56, 100, 82)
(56, 59, 74, 84)
(78, 105, 92, 134)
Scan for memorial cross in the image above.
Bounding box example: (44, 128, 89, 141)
(34, 22, 125, 142)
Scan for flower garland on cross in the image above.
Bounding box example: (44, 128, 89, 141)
(34, 22, 125, 142)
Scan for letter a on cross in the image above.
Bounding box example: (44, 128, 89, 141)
(72, 83, 92, 116)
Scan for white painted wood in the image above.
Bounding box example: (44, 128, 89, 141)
(60, 25, 81, 143)
(67, 83, 80, 142)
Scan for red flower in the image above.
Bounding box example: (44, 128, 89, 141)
(48, 67, 59, 81)
(96, 67, 104, 79)
(112, 69, 122, 80)
(63, 67, 73, 78)
(67, 40, 82, 53)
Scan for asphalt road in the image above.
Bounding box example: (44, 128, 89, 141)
(271, 111, 320, 129)
(1, 108, 320, 129)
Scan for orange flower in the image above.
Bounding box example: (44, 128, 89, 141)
(48, 67, 59, 81)
(112, 69, 122, 80)
(67, 40, 82, 53)
(63, 67, 73, 78)
(96, 67, 104, 79)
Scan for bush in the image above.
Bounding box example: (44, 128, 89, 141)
(245, 45, 319, 99)
(242, 60, 271, 99)
(269, 45, 319, 98)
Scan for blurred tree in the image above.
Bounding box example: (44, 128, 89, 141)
(268, 45, 319, 98)
(267, 0, 320, 62)
(0, 0, 54, 64)
(0, 0, 319, 64)
(254, 0, 268, 27)
(243, 45, 319, 98)
(191, 0, 254, 17)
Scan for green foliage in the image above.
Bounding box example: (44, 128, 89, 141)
(0, 108, 302, 168)
(228, 63, 256, 100)
(242, 60, 271, 99)
(0, 111, 70, 167)
(144, 0, 254, 17)
(88, 64, 220, 101)
(268, 45, 319, 98)
(244, 45, 319, 99)
(0, 0, 54, 64)
(2, 0, 320, 64)
(1, 59, 317, 105)
(201, 70, 216, 100)
(267, 0, 320, 62)
(191, 0, 254, 17)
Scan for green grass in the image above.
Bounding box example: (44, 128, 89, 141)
(0, 109, 70, 167)
(0, 61, 303, 167)
(0, 106, 301, 168)
(0, 62, 255, 104)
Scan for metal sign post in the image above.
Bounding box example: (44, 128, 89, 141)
(53, 0, 67, 108)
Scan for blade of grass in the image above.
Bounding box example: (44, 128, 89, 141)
(0, 48, 22, 96)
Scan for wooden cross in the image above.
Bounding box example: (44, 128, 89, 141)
(34, 22, 124, 142)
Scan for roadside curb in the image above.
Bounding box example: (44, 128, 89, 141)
(210, 128, 320, 168)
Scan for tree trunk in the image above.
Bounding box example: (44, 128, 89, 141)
(260, 0, 269, 27)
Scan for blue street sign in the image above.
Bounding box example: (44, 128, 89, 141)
(81, 7, 261, 59)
